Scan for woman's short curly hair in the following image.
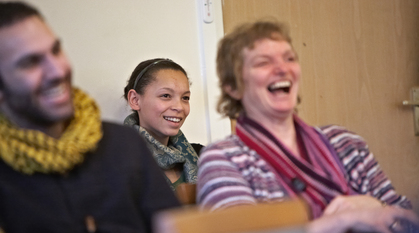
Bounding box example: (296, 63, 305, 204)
(216, 20, 293, 119)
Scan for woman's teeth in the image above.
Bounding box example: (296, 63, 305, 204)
(164, 117, 181, 123)
(268, 80, 291, 93)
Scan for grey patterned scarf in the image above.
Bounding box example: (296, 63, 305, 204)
(124, 113, 198, 189)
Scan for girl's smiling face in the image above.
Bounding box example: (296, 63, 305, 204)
(136, 69, 190, 145)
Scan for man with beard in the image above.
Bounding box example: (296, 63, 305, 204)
(0, 2, 179, 232)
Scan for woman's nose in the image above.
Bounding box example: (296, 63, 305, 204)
(273, 59, 288, 75)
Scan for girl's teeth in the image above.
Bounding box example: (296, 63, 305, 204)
(165, 117, 181, 123)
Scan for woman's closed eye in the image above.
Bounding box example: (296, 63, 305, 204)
(253, 59, 270, 67)
(285, 55, 297, 62)
(18, 55, 42, 69)
(284, 51, 298, 62)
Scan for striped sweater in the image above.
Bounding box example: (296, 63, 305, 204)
(197, 124, 411, 213)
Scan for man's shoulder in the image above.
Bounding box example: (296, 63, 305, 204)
(99, 121, 145, 146)
(90, 121, 150, 164)
(101, 121, 138, 135)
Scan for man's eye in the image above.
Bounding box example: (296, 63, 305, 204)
(19, 56, 42, 69)
(183, 96, 190, 101)
(52, 41, 62, 55)
(162, 94, 170, 98)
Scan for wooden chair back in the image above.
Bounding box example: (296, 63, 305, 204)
(153, 200, 309, 233)
(175, 183, 196, 205)
(231, 118, 236, 134)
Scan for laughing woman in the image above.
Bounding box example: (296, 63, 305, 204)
(124, 58, 200, 193)
(197, 21, 419, 232)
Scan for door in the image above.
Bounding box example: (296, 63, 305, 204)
(222, 0, 419, 213)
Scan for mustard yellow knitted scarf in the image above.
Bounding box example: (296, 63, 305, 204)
(0, 88, 103, 175)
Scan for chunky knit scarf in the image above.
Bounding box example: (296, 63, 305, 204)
(124, 113, 198, 189)
(0, 88, 103, 175)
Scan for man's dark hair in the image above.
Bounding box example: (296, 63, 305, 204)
(0, 1, 42, 88)
(0, 1, 43, 29)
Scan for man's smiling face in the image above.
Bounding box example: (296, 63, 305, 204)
(0, 16, 73, 128)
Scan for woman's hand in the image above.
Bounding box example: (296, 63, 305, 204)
(341, 205, 419, 233)
(323, 195, 383, 216)
(306, 195, 419, 233)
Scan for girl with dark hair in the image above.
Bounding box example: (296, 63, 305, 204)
(123, 58, 201, 199)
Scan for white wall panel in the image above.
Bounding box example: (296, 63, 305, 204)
(23, 0, 229, 145)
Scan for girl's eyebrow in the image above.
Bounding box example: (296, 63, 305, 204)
(158, 88, 190, 95)
(157, 87, 175, 92)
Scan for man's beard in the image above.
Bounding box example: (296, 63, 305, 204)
(1, 73, 74, 127)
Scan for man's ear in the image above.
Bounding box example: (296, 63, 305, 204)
(127, 89, 141, 111)
(0, 89, 4, 104)
(223, 85, 242, 100)
(0, 76, 3, 103)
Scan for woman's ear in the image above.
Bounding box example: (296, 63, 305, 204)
(127, 89, 141, 111)
(223, 85, 242, 100)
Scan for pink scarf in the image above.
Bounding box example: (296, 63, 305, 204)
(236, 114, 353, 218)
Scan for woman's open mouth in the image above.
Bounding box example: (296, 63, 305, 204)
(268, 80, 291, 93)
